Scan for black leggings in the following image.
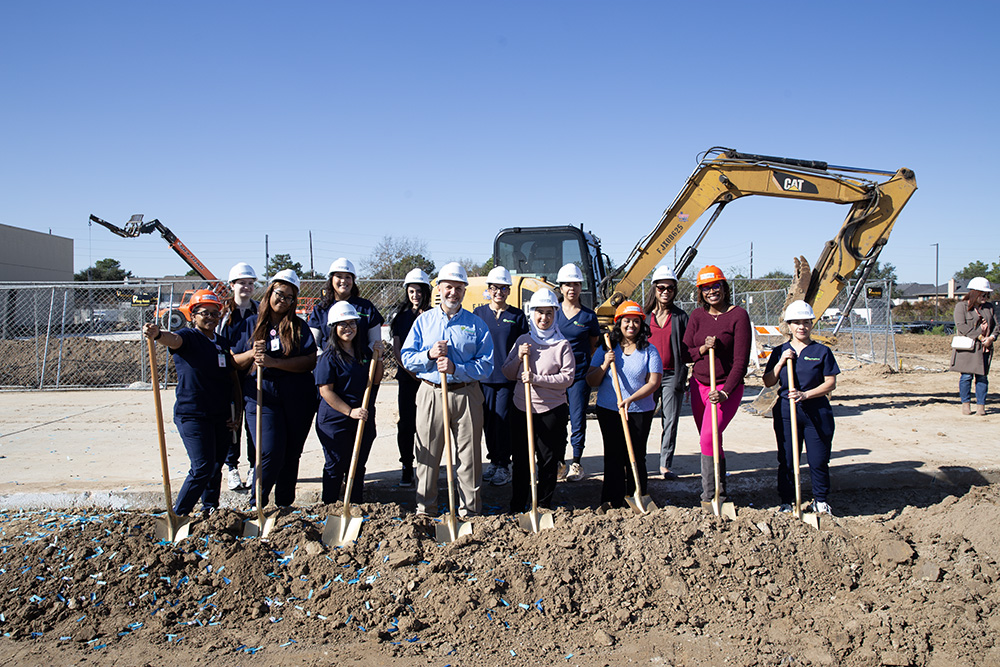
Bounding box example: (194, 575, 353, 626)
(596, 407, 653, 508)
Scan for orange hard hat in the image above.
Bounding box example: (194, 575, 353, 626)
(614, 300, 645, 322)
(189, 289, 223, 310)
(695, 265, 726, 287)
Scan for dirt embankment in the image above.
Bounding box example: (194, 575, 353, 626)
(1, 482, 998, 666)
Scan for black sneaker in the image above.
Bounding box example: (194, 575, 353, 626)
(400, 466, 415, 488)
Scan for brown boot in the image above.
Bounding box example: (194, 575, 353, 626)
(976, 404, 986, 416)
(962, 403, 972, 415)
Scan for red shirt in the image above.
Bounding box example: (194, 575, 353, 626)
(648, 311, 674, 372)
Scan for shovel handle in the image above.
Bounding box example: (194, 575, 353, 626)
(708, 347, 722, 506)
(255, 367, 265, 524)
(341, 354, 379, 519)
(147, 338, 178, 533)
(440, 370, 459, 541)
(786, 358, 803, 519)
(523, 355, 541, 515)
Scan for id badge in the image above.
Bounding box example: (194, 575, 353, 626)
(217, 353, 227, 368)
(269, 338, 281, 352)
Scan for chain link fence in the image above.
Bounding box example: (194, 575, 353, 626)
(1, 277, 897, 390)
(0, 279, 409, 390)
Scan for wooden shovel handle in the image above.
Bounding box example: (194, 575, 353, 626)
(342, 354, 379, 516)
(147, 338, 176, 520)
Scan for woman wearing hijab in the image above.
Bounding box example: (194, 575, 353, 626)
(503, 289, 575, 512)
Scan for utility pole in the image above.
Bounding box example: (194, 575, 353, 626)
(749, 242, 753, 280)
(931, 243, 939, 321)
(309, 231, 314, 276)
(265, 234, 270, 280)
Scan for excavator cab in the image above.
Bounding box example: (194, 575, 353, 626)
(492, 225, 608, 310)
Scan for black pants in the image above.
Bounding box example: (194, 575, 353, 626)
(510, 403, 568, 513)
(596, 406, 653, 508)
(173, 415, 229, 515)
(396, 374, 419, 468)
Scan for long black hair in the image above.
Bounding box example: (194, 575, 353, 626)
(327, 319, 370, 367)
(606, 316, 651, 351)
(252, 281, 302, 354)
(393, 282, 432, 321)
(319, 274, 360, 309)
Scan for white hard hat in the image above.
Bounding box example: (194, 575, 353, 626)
(327, 301, 360, 326)
(270, 269, 301, 291)
(486, 266, 512, 286)
(228, 262, 257, 282)
(437, 262, 469, 284)
(527, 288, 560, 311)
(783, 300, 815, 322)
(651, 264, 678, 283)
(968, 277, 993, 293)
(328, 257, 356, 277)
(556, 263, 585, 284)
(404, 268, 431, 287)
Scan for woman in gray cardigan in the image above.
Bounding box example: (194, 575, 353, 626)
(950, 277, 996, 415)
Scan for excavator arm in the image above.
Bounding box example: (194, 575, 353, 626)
(599, 148, 917, 324)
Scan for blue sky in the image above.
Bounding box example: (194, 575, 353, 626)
(2, 2, 996, 285)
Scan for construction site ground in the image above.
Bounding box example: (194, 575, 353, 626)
(0, 333, 997, 666)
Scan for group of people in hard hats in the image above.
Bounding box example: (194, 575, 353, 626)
(142, 256, 844, 521)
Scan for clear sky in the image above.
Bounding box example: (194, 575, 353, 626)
(2, 2, 997, 285)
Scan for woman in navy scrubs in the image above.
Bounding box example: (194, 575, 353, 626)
(233, 270, 318, 509)
(308, 257, 385, 354)
(315, 302, 384, 504)
(143, 289, 239, 517)
(763, 300, 840, 515)
(390, 268, 432, 487)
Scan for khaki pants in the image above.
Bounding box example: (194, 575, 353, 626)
(415, 381, 484, 516)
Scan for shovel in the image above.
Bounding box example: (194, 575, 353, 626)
(516, 356, 555, 533)
(701, 347, 737, 519)
(243, 368, 277, 538)
(435, 373, 473, 543)
(146, 338, 192, 543)
(322, 355, 379, 546)
(787, 358, 821, 529)
(604, 334, 656, 515)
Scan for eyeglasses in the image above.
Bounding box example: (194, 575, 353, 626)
(336, 320, 358, 328)
(655, 284, 676, 293)
(488, 285, 511, 293)
(700, 284, 723, 293)
(272, 291, 295, 304)
(192, 309, 221, 318)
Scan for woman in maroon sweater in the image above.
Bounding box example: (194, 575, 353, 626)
(682, 265, 751, 502)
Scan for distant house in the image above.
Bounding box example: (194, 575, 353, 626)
(894, 278, 969, 305)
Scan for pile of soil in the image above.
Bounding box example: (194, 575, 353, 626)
(2, 482, 998, 666)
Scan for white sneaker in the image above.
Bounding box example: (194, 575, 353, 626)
(483, 463, 499, 481)
(810, 500, 832, 515)
(566, 462, 585, 482)
(245, 467, 255, 491)
(490, 465, 511, 486)
(227, 467, 243, 491)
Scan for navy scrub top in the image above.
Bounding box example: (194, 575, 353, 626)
(308, 297, 384, 352)
(233, 315, 317, 405)
(315, 350, 379, 431)
(557, 306, 601, 381)
(473, 304, 528, 384)
(170, 328, 233, 418)
(764, 341, 841, 407)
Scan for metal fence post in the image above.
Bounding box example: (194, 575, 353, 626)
(39, 287, 55, 389)
(56, 289, 68, 388)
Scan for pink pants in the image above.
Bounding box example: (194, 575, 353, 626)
(690, 378, 744, 457)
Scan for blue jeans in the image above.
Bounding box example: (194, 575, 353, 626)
(959, 373, 988, 405)
(481, 382, 514, 467)
(565, 376, 592, 460)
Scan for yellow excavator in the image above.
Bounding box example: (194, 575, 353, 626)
(466, 147, 917, 333)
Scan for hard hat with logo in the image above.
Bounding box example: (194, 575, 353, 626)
(328, 258, 356, 277)
(614, 300, 645, 322)
(228, 262, 257, 283)
(189, 289, 223, 310)
(783, 300, 815, 322)
(270, 269, 301, 291)
(695, 265, 726, 287)
(486, 266, 513, 286)
(556, 263, 585, 284)
(403, 268, 431, 287)
(651, 264, 678, 284)
(437, 262, 469, 284)
(527, 288, 560, 311)
(968, 277, 993, 293)
(328, 301, 361, 326)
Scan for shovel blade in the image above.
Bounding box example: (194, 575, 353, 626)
(625, 494, 657, 515)
(434, 516, 473, 543)
(517, 509, 555, 533)
(155, 516, 192, 543)
(242, 512, 277, 539)
(802, 512, 822, 530)
(701, 499, 737, 520)
(322, 515, 364, 547)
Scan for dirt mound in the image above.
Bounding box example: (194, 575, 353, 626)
(2, 484, 999, 666)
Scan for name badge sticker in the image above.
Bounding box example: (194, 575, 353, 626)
(269, 338, 281, 352)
